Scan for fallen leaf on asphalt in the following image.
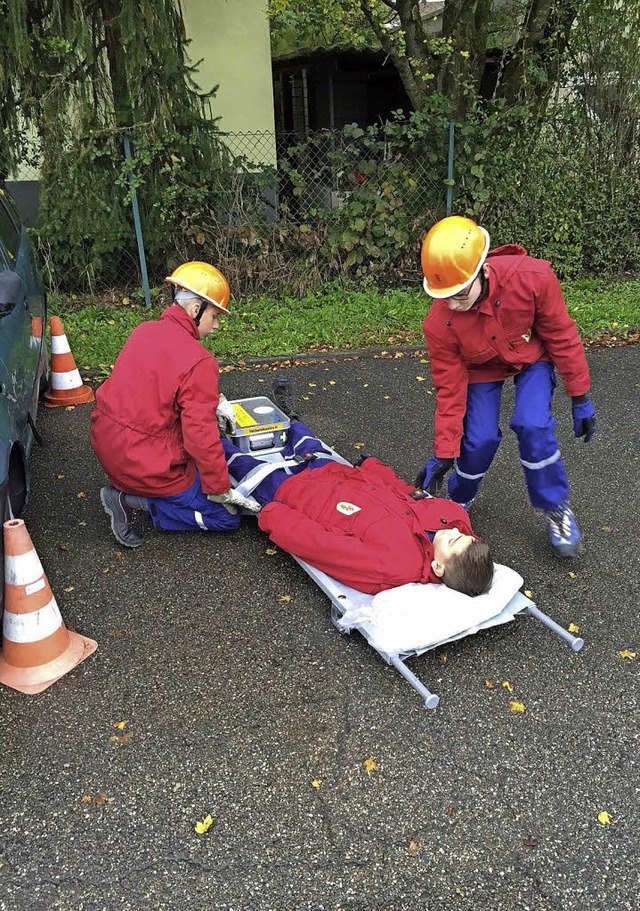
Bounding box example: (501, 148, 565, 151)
(329, 380, 336, 385)
(568, 571, 577, 579)
(311, 779, 322, 790)
(363, 384, 368, 388)
(597, 811, 614, 825)
(308, 382, 316, 387)
(56, 474, 65, 480)
(485, 679, 496, 689)
(568, 623, 580, 634)
(353, 442, 366, 449)
(114, 551, 123, 561)
(78, 521, 87, 527)
(113, 720, 128, 730)
(416, 376, 426, 382)
(363, 758, 379, 774)
(444, 806, 456, 817)
(64, 586, 75, 593)
(509, 700, 526, 714)
(76, 491, 86, 499)
(265, 548, 277, 556)
(65, 406, 75, 412)
(278, 594, 293, 602)
(408, 841, 421, 856)
(108, 732, 133, 745)
(101, 567, 110, 574)
(384, 395, 390, 399)
(524, 589, 533, 598)
(601, 525, 612, 532)
(522, 834, 538, 848)
(58, 543, 69, 552)
(420, 358, 428, 364)
(502, 681, 514, 693)
(438, 653, 448, 664)
(81, 792, 113, 806)
(194, 814, 214, 834)
(619, 649, 636, 660)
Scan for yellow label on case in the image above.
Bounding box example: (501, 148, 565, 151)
(232, 404, 258, 427)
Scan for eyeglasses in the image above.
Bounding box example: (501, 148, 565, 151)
(447, 280, 476, 302)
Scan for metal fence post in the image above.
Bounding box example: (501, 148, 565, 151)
(446, 120, 455, 216)
(123, 137, 152, 307)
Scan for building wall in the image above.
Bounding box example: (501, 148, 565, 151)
(182, 0, 277, 166)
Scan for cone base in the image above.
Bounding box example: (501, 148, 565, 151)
(44, 384, 95, 408)
(0, 631, 98, 695)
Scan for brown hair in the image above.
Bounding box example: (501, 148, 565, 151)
(442, 537, 493, 597)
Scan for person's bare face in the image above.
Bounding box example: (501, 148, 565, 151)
(432, 526, 474, 564)
(444, 275, 483, 311)
(197, 303, 221, 339)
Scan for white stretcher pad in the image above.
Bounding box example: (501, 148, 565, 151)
(229, 399, 584, 709)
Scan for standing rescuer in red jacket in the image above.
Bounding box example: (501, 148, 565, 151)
(417, 216, 596, 559)
(91, 261, 258, 548)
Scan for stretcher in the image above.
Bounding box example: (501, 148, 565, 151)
(228, 397, 584, 710)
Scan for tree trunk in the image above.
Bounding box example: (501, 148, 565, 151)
(99, 0, 132, 128)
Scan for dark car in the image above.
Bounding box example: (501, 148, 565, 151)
(0, 186, 48, 535)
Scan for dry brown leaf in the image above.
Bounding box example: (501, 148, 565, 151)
(278, 594, 293, 603)
(485, 679, 496, 689)
(522, 834, 538, 848)
(408, 841, 421, 856)
(353, 442, 366, 449)
(64, 586, 75, 593)
(601, 525, 612, 532)
(444, 806, 457, 817)
(568, 571, 577, 579)
(76, 491, 86, 499)
(438, 653, 448, 664)
(114, 551, 123, 561)
(58, 543, 69, 552)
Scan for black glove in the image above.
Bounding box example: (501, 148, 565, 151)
(572, 395, 596, 443)
(415, 456, 455, 494)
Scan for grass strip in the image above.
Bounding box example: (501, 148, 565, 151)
(50, 279, 640, 375)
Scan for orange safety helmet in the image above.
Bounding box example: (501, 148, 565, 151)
(421, 216, 490, 299)
(166, 262, 231, 314)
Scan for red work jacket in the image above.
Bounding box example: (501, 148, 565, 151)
(91, 306, 230, 498)
(422, 245, 591, 458)
(258, 458, 475, 594)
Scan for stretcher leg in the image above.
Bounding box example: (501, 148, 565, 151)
(390, 656, 440, 709)
(523, 602, 584, 651)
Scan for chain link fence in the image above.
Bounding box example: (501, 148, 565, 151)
(1, 122, 451, 298)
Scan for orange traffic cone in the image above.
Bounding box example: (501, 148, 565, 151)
(43, 316, 94, 407)
(0, 519, 97, 694)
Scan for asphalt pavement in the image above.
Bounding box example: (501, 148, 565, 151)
(0, 343, 639, 911)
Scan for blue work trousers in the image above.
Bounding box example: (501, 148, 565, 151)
(223, 420, 336, 504)
(448, 361, 570, 511)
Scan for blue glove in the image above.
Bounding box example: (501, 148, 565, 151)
(415, 456, 455, 494)
(572, 395, 596, 442)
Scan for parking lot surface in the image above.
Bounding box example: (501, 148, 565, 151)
(1, 344, 639, 911)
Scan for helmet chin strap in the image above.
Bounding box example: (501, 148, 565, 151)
(194, 298, 208, 326)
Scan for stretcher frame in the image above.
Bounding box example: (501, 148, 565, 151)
(228, 406, 584, 710)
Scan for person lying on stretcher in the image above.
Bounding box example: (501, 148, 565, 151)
(222, 383, 493, 598)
